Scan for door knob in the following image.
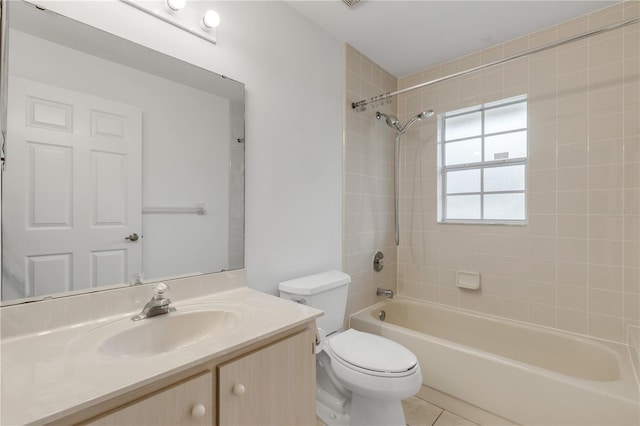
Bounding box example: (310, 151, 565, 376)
(124, 233, 140, 241)
(233, 384, 245, 395)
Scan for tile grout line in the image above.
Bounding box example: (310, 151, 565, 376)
(431, 409, 445, 426)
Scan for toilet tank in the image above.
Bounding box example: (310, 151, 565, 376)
(279, 270, 350, 335)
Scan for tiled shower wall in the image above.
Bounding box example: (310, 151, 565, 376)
(343, 45, 399, 318)
(396, 2, 639, 343)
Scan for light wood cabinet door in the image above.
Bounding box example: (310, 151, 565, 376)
(218, 329, 315, 426)
(84, 371, 213, 426)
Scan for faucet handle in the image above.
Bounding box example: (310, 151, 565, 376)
(152, 282, 169, 297)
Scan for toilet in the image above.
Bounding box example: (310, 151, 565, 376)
(279, 270, 422, 426)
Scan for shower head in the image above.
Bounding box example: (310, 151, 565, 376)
(376, 111, 402, 133)
(401, 109, 435, 133)
(417, 110, 435, 119)
(376, 110, 435, 134)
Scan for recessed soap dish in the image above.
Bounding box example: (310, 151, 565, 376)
(456, 271, 480, 290)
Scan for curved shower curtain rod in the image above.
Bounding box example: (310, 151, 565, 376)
(352, 16, 640, 112)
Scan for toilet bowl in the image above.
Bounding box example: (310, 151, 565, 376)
(279, 271, 422, 426)
(318, 329, 422, 425)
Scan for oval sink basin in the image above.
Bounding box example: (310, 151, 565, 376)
(99, 309, 239, 358)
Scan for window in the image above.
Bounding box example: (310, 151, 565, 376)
(438, 96, 527, 223)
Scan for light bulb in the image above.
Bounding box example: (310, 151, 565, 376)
(202, 10, 220, 29)
(166, 0, 186, 12)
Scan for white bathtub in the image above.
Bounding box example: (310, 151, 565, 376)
(350, 297, 640, 426)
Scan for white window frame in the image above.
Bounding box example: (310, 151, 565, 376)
(438, 95, 528, 224)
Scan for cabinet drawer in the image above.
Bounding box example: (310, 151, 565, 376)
(84, 371, 213, 426)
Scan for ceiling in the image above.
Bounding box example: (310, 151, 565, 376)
(286, 0, 620, 77)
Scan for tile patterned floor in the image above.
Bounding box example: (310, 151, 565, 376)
(316, 397, 478, 426)
(402, 397, 478, 426)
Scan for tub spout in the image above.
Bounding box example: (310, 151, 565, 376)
(376, 288, 394, 298)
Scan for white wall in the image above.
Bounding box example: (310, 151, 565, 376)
(34, 1, 344, 294)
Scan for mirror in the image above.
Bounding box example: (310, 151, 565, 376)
(0, 1, 245, 304)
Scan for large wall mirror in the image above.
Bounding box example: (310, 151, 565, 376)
(0, 1, 245, 304)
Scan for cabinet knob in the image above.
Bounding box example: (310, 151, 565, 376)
(233, 384, 246, 395)
(191, 403, 206, 418)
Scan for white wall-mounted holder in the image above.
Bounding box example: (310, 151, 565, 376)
(120, 0, 218, 45)
(456, 271, 480, 290)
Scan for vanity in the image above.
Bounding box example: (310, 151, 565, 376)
(1, 270, 322, 425)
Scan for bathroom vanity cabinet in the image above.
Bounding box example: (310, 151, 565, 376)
(62, 325, 316, 426)
(1, 279, 322, 426)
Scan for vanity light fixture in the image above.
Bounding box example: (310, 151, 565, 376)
(120, 0, 218, 44)
(165, 0, 186, 12)
(202, 10, 220, 29)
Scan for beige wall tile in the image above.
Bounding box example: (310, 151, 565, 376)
(503, 59, 528, 88)
(557, 118, 588, 144)
(529, 26, 558, 49)
(558, 190, 588, 214)
(589, 164, 624, 190)
(529, 302, 556, 327)
(589, 214, 624, 240)
(589, 112, 624, 142)
(557, 308, 588, 334)
(557, 261, 588, 286)
(624, 267, 640, 294)
(558, 46, 588, 75)
(504, 36, 529, 57)
(503, 299, 529, 322)
(589, 138, 624, 165)
(558, 284, 588, 310)
(589, 61, 624, 89)
(589, 239, 624, 265)
(590, 189, 624, 213)
(589, 86, 624, 116)
(343, 4, 638, 343)
(557, 167, 588, 191)
(529, 191, 557, 214)
(624, 293, 640, 321)
(589, 312, 624, 341)
(590, 3, 624, 29)
(589, 288, 624, 316)
(557, 215, 588, 239)
(624, 0, 640, 19)
(589, 263, 624, 291)
(624, 108, 640, 136)
(625, 163, 640, 188)
(558, 238, 589, 263)
(590, 34, 624, 66)
(558, 143, 588, 168)
(481, 45, 504, 64)
(625, 240, 640, 267)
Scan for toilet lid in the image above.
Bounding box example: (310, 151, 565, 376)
(328, 329, 417, 374)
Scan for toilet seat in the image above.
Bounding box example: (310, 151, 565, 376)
(327, 329, 418, 377)
(324, 330, 423, 401)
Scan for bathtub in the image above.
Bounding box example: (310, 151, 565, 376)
(350, 297, 640, 426)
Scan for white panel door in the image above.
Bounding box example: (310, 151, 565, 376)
(2, 78, 142, 299)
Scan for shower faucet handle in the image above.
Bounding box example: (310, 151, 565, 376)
(373, 251, 384, 272)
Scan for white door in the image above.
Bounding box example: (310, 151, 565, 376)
(2, 78, 142, 299)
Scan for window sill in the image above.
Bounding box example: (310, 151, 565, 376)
(438, 220, 527, 226)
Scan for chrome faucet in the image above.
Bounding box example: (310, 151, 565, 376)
(376, 287, 394, 298)
(131, 283, 176, 321)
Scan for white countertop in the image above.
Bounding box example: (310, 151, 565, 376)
(1, 282, 322, 425)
